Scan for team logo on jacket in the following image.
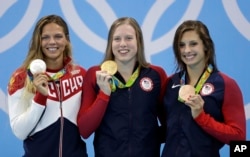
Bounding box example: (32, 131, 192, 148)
(140, 77, 153, 92)
(200, 83, 214, 96)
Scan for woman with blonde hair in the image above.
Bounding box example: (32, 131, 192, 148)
(8, 14, 88, 157)
(78, 17, 167, 157)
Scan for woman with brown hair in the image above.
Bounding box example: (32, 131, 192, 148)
(161, 20, 246, 157)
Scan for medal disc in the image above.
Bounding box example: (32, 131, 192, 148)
(101, 60, 117, 75)
(178, 85, 195, 102)
(30, 59, 46, 74)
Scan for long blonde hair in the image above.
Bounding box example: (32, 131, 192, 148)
(22, 14, 73, 94)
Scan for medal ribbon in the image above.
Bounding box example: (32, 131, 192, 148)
(110, 66, 140, 92)
(27, 68, 66, 82)
(180, 64, 213, 94)
(48, 68, 66, 81)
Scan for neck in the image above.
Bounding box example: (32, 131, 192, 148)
(116, 61, 136, 82)
(186, 64, 206, 86)
(46, 59, 64, 70)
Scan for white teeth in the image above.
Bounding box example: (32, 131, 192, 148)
(119, 50, 128, 53)
(185, 55, 194, 59)
(48, 48, 57, 51)
(184, 54, 195, 59)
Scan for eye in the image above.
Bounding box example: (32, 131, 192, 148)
(55, 34, 63, 38)
(54, 34, 64, 40)
(41, 36, 50, 41)
(179, 42, 185, 48)
(113, 36, 121, 41)
(190, 41, 198, 47)
(126, 36, 133, 40)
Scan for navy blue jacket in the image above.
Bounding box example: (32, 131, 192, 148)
(161, 71, 245, 157)
(78, 65, 167, 157)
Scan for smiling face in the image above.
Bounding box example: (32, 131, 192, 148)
(173, 20, 217, 72)
(41, 23, 68, 65)
(179, 30, 206, 69)
(112, 24, 138, 65)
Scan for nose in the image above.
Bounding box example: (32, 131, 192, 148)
(47, 37, 56, 44)
(120, 39, 127, 47)
(183, 45, 191, 53)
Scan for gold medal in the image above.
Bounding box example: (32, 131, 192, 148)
(101, 60, 117, 75)
(178, 85, 195, 102)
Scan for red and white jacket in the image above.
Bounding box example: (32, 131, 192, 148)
(7, 58, 87, 157)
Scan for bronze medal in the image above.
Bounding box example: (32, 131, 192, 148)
(178, 85, 195, 102)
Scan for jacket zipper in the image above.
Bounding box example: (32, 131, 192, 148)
(55, 80, 64, 157)
(128, 87, 132, 157)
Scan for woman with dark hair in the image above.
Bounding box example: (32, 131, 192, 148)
(77, 17, 167, 157)
(161, 20, 246, 157)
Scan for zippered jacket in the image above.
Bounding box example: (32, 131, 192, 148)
(161, 71, 246, 157)
(8, 58, 88, 157)
(78, 64, 167, 157)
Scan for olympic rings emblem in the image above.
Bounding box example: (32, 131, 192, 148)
(0, 0, 43, 54)
(222, 0, 250, 40)
(60, 0, 204, 62)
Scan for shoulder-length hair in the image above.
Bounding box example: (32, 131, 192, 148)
(173, 20, 218, 72)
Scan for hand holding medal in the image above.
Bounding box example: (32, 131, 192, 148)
(96, 60, 117, 95)
(101, 60, 117, 75)
(178, 85, 196, 102)
(29, 59, 48, 96)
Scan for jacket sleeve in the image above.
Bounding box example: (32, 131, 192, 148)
(194, 73, 246, 144)
(7, 69, 47, 140)
(77, 66, 110, 139)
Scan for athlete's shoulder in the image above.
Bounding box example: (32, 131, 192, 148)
(73, 64, 87, 75)
(85, 65, 100, 75)
(149, 64, 167, 75)
(8, 67, 26, 95)
(75, 64, 87, 72)
(218, 72, 239, 86)
(84, 65, 100, 81)
(149, 64, 164, 70)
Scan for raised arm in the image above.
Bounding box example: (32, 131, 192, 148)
(77, 66, 110, 139)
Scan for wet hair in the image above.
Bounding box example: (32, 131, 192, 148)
(173, 20, 218, 72)
(102, 17, 149, 68)
(21, 14, 73, 94)
(22, 14, 72, 68)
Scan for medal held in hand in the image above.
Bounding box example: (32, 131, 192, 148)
(178, 85, 195, 102)
(101, 60, 117, 75)
(29, 59, 46, 74)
